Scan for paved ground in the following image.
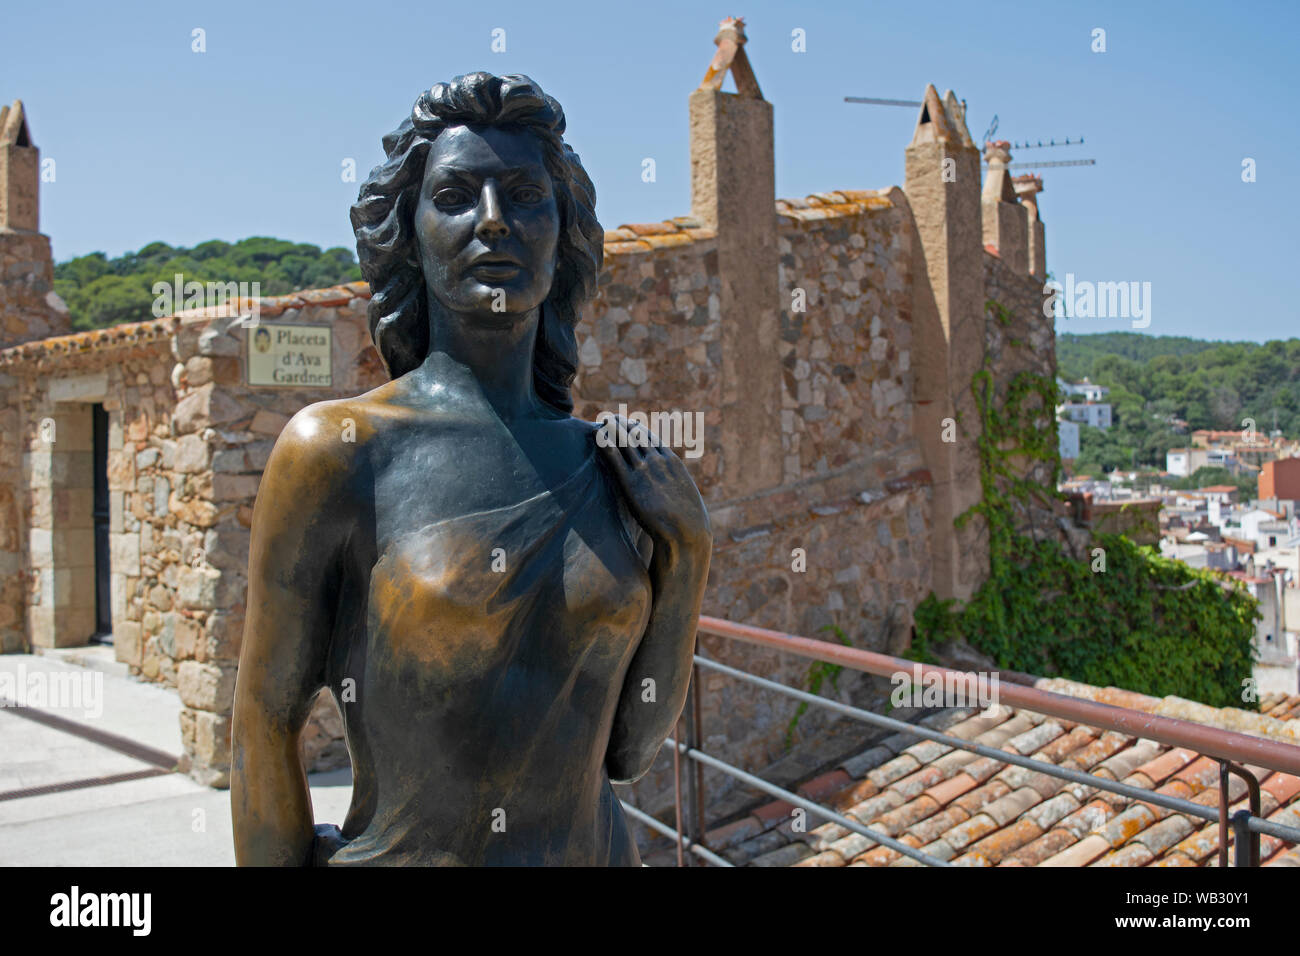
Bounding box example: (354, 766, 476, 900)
(0, 650, 353, 866)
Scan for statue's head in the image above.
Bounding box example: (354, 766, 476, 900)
(351, 72, 602, 412)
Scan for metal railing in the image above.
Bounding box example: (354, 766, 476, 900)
(621, 615, 1300, 867)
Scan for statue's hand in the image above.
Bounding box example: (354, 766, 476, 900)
(595, 415, 711, 561)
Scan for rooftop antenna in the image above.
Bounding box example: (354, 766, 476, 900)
(1010, 136, 1084, 149)
(845, 96, 1098, 170)
(981, 114, 999, 144)
(1001, 158, 1097, 169)
(844, 96, 922, 108)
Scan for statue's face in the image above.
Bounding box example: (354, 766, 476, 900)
(415, 124, 560, 323)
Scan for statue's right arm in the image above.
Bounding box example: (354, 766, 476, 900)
(230, 404, 354, 866)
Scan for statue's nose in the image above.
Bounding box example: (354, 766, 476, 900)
(474, 182, 510, 241)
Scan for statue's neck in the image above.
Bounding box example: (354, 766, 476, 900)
(418, 303, 542, 421)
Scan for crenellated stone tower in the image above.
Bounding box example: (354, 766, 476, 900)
(0, 99, 70, 349)
(903, 85, 987, 601)
(688, 17, 782, 497)
(1013, 174, 1047, 279)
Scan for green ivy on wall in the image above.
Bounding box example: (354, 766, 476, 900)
(910, 301, 1258, 709)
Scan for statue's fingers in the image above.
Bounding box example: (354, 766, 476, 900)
(612, 416, 646, 467)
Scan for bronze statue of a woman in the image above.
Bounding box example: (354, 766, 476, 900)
(230, 73, 711, 866)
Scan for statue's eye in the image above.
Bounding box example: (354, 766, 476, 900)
(513, 186, 544, 204)
(434, 188, 473, 208)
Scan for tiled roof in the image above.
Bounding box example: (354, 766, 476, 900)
(0, 281, 373, 367)
(605, 189, 895, 254)
(703, 686, 1300, 868)
(0, 314, 177, 366)
(1, 188, 899, 364)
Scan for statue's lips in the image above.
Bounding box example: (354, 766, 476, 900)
(468, 263, 522, 281)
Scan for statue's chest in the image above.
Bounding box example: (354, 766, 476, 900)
(362, 456, 652, 695)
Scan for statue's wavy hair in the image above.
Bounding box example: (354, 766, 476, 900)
(350, 72, 602, 413)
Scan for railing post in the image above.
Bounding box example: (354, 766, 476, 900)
(684, 661, 703, 861)
(691, 659, 706, 844)
(1218, 761, 1230, 868)
(672, 715, 686, 867)
(1231, 810, 1254, 867)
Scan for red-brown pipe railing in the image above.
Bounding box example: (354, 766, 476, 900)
(696, 615, 1300, 777)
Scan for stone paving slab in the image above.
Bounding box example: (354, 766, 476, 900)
(0, 769, 354, 866)
(0, 652, 354, 866)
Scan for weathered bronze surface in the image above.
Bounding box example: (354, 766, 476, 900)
(230, 73, 711, 866)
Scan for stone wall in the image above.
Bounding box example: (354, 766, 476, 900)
(0, 190, 1058, 802)
(574, 194, 938, 816)
(982, 251, 1062, 543)
(162, 286, 383, 784)
(0, 229, 69, 350)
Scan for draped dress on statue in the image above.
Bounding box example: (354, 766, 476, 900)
(322, 445, 654, 866)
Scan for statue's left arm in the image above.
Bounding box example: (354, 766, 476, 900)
(597, 417, 712, 783)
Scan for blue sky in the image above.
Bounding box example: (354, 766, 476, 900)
(3, 0, 1296, 342)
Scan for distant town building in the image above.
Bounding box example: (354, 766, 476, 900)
(1058, 417, 1079, 461)
(1060, 401, 1112, 430)
(1058, 376, 1109, 402)
(1261, 457, 1300, 503)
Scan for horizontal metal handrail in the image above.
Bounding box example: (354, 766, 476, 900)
(619, 802, 733, 867)
(697, 615, 1300, 777)
(664, 736, 954, 867)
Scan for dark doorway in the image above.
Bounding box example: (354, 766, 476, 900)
(91, 403, 112, 643)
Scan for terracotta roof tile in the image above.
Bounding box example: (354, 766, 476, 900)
(1024, 792, 1081, 831)
(891, 764, 947, 799)
(1046, 802, 1110, 846)
(1096, 805, 1157, 847)
(874, 795, 941, 836)
(828, 777, 880, 811)
(967, 818, 1044, 863)
(853, 833, 921, 866)
(1093, 740, 1163, 781)
(960, 755, 1007, 784)
(714, 673, 1300, 868)
(953, 779, 1012, 814)
(847, 789, 906, 823)
(1035, 725, 1098, 762)
(1173, 755, 1221, 793)
(791, 849, 847, 867)
(796, 769, 852, 802)
(1005, 721, 1065, 755)
(924, 772, 979, 807)
(906, 805, 970, 845)
(1134, 747, 1198, 784)
(942, 812, 1000, 850)
(1262, 771, 1300, 806)
(838, 744, 892, 778)
(1133, 815, 1196, 855)
(1041, 833, 1110, 867)
(1063, 731, 1132, 771)
(1093, 843, 1155, 867)
(983, 787, 1044, 827)
(867, 753, 921, 788)
(1004, 827, 1075, 866)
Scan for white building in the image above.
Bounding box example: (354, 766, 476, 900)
(1058, 377, 1110, 402)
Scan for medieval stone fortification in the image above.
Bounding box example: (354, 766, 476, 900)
(0, 21, 1057, 814)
